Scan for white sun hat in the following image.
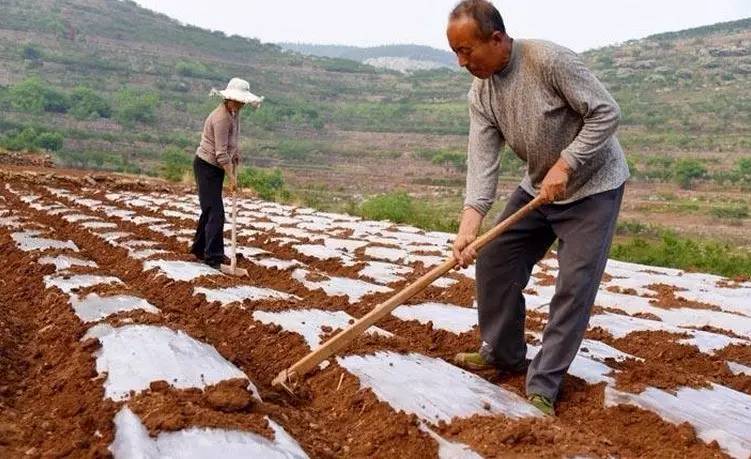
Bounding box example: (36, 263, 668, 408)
(210, 78, 264, 107)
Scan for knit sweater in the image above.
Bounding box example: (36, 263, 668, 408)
(465, 39, 630, 214)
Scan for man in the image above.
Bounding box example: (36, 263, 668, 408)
(447, 0, 629, 415)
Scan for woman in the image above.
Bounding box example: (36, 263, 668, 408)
(191, 78, 263, 269)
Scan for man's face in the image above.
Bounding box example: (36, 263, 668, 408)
(447, 17, 508, 79)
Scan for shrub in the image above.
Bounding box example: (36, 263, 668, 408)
(611, 231, 751, 277)
(0, 127, 63, 152)
(114, 88, 159, 125)
(160, 146, 192, 182)
(432, 151, 466, 172)
(274, 139, 318, 161)
(21, 43, 42, 61)
(70, 86, 111, 119)
(710, 204, 749, 220)
(673, 158, 707, 189)
(7, 77, 70, 114)
(34, 131, 64, 151)
(237, 167, 289, 200)
(359, 191, 415, 224)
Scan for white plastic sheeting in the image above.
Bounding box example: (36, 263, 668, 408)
(291, 269, 391, 303)
(253, 309, 390, 349)
(44, 274, 122, 294)
(90, 325, 253, 401)
(71, 294, 159, 323)
(728, 361, 751, 376)
(143, 260, 220, 281)
(605, 384, 751, 459)
(358, 261, 411, 285)
(338, 352, 542, 422)
(111, 407, 308, 459)
(11, 231, 79, 252)
(195, 285, 299, 306)
(420, 425, 482, 459)
(589, 313, 746, 354)
(391, 302, 477, 334)
(38, 255, 97, 271)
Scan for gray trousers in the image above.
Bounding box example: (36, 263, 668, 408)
(477, 184, 624, 400)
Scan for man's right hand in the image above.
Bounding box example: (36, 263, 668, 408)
(224, 164, 237, 193)
(453, 207, 484, 269)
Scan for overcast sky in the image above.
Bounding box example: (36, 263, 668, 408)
(133, 0, 751, 53)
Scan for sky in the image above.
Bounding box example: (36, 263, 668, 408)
(132, 0, 751, 53)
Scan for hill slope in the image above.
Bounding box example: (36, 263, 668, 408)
(0, 0, 748, 178)
(278, 43, 457, 72)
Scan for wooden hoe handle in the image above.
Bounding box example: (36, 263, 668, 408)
(272, 195, 545, 388)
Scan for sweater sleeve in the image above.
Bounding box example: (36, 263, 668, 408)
(464, 89, 504, 216)
(213, 115, 232, 167)
(552, 49, 621, 171)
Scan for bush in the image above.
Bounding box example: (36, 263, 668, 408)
(710, 204, 749, 219)
(7, 77, 70, 114)
(160, 146, 192, 182)
(114, 88, 159, 125)
(0, 127, 63, 152)
(70, 86, 111, 119)
(175, 60, 219, 80)
(274, 139, 319, 161)
(237, 167, 289, 201)
(673, 158, 707, 189)
(432, 151, 466, 172)
(611, 231, 751, 277)
(357, 191, 459, 232)
(21, 43, 42, 61)
(359, 191, 415, 224)
(34, 131, 64, 151)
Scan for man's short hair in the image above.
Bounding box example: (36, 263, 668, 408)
(449, 0, 506, 38)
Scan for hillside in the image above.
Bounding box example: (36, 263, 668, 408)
(278, 43, 458, 72)
(0, 0, 749, 185)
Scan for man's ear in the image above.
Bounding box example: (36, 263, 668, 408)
(490, 31, 505, 46)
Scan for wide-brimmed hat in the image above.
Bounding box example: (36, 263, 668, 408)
(210, 78, 263, 106)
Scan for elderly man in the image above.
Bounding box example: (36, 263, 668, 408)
(447, 0, 629, 415)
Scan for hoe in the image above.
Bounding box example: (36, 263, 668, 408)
(272, 195, 544, 391)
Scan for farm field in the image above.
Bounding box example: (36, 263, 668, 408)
(0, 167, 750, 458)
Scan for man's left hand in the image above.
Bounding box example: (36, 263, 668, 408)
(539, 158, 572, 203)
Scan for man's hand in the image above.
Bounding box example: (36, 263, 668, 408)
(452, 207, 483, 269)
(224, 164, 237, 193)
(539, 158, 573, 203)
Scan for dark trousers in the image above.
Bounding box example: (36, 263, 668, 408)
(191, 156, 225, 265)
(477, 184, 624, 400)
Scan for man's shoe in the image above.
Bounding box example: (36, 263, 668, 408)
(453, 352, 493, 370)
(528, 394, 555, 416)
(205, 259, 221, 270)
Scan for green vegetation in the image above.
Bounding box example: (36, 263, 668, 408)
(69, 86, 111, 120)
(358, 191, 459, 232)
(0, 126, 63, 152)
(114, 89, 159, 125)
(673, 158, 708, 189)
(237, 167, 289, 201)
(710, 203, 749, 220)
(611, 230, 751, 278)
(160, 146, 192, 182)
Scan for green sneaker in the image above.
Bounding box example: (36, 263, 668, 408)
(528, 394, 555, 416)
(453, 352, 492, 370)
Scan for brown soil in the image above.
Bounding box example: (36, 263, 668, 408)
(609, 331, 751, 395)
(0, 170, 745, 458)
(647, 283, 723, 311)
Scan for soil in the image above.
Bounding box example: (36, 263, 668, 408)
(0, 169, 746, 458)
